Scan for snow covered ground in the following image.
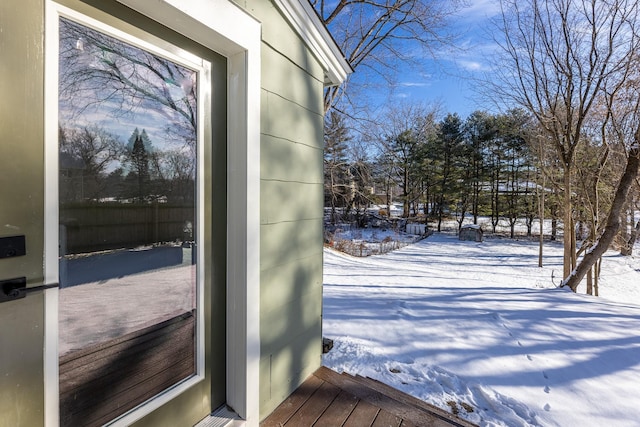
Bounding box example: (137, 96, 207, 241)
(322, 232, 640, 427)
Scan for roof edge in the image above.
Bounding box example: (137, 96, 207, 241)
(272, 0, 353, 87)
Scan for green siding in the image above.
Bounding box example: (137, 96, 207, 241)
(253, 0, 329, 418)
(0, 297, 45, 427)
(261, 45, 324, 116)
(259, 321, 323, 415)
(261, 90, 324, 149)
(0, 0, 46, 425)
(260, 254, 323, 318)
(261, 284, 322, 355)
(0, 0, 46, 283)
(260, 181, 323, 224)
(261, 134, 323, 183)
(261, 220, 324, 270)
(255, 0, 327, 87)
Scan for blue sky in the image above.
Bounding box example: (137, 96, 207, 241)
(385, 0, 503, 118)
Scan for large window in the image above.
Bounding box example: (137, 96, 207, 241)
(56, 15, 205, 426)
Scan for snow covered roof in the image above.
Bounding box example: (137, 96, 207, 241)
(461, 224, 482, 230)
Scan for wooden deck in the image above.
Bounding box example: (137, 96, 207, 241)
(261, 367, 478, 427)
(59, 312, 195, 427)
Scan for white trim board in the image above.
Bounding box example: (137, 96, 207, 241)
(272, 0, 352, 86)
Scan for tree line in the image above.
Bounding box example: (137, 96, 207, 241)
(325, 108, 538, 237)
(325, 105, 639, 284)
(59, 126, 195, 204)
(320, 0, 640, 293)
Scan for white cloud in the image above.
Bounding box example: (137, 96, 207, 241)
(400, 82, 430, 88)
(458, 0, 502, 22)
(459, 59, 486, 72)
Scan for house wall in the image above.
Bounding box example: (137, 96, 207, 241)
(0, 0, 331, 424)
(237, 0, 328, 418)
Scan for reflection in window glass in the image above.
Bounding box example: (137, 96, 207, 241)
(57, 17, 198, 426)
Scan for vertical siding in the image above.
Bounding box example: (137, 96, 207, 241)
(247, 0, 328, 418)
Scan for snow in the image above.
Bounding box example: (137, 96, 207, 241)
(59, 247, 195, 355)
(322, 232, 640, 427)
(461, 224, 482, 229)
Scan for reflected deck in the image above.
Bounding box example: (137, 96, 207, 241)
(59, 312, 195, 427)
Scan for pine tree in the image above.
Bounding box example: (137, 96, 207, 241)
(131, 134, 149, 201)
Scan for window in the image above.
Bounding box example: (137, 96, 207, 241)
(56, 15, 206, 426)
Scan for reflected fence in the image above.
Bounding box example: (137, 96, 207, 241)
(60, 202, 194, 254)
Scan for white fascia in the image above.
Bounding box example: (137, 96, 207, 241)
(115, 0, 261, 425)
(272, 0, 352, 86)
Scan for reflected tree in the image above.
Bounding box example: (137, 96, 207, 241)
(59, 125, 124, 201)
(59, 17, 198, 204)
(130, 134, 149, 200)
(59, 18, 197, 146)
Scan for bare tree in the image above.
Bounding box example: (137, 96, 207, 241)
(59, 125, 124, 201)
(492, 0, 640, 283)
(561, 65, 640, 290)
(312, 0, 464, 113)
(324, 111, 353, 223)
(563, 134, 640, 290)
(59, 17, 197, 146)
(620, 192, 640, 255)
(374, 103, 439, 218)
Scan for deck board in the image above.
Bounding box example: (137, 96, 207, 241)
(286, 382, 341, 426)
(261, 367, 478, 427)
(372, 409, 402, 427)
(59, 312, 195, 427)
(314, 390, 358, 425)
(342, 400, 380, 427)
(261, 375, 324, 427)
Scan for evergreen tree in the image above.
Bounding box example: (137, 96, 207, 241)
(463, 111, 495, 224)
(127, 127, 140, 150)
(130, 134, 149, 201)
(433, 113, 464, 231)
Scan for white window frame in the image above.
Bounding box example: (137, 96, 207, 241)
(44, 0, 261, 425)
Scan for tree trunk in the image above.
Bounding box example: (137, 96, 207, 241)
(621, 217, 639, 256)
(570, 218, 577, 270)
(594, 258, 601, 297)
(563, 168, 573, 279)
(586, 267, 593, 295)
(563, 145, 640, 291)
(538, 180, 545, 268)
(386, 181, 392, 218)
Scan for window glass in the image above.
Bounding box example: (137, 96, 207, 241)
(57, 17, 199, 426)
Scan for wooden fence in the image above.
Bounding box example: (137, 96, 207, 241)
(60, 203, 194, 254)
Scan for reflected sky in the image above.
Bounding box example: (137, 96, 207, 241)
(59, 17, 197, 152)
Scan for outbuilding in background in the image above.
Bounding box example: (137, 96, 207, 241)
(459, 224, 483, 242)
